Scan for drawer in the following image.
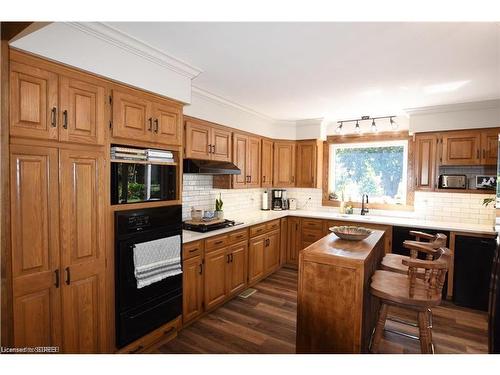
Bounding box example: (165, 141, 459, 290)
(250, 223, 267, 237)
(228, 228, 248, 244)
(301, 229, 324, 243)
(301, 218, 323, 231)
(117, 317, 180, 353)
(205, 234, 229, 251)
(266, 220, 280, 232)
(183, 240, 203, 260)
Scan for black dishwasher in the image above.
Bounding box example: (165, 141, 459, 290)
(453, 234, 497, 311)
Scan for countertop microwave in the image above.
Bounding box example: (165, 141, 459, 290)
(438, 174, 467, 189)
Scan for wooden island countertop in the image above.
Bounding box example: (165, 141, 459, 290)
(296, 230, 386, 353)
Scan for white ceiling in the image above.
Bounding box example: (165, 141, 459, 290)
(95, 23, 500, 120)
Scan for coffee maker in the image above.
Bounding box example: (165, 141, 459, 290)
(272, 189, 288, 210)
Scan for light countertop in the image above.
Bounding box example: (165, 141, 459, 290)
(182, 209, 497, 243)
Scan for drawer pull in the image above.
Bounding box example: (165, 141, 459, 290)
(214, 240, 223, 245)
(130, 345, 144, 354)
(189, 248, 199, 253)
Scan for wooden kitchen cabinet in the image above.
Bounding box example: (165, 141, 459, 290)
(480, 129, 499, 165)
(232, 133, 248, 188)
(287, 217, 301, 266)
(112, 88, 182, 146)
(261, 138, 274, 187)
(59, 148, 107, 353)
(414, 133, 438, 191)
(204, 247, 228, 310)
(226, 241, 248, 295)
(184, 116, 232, 161)
(182, 254, 204, 324)
(10, 145, 62, 349)
(273, 141, 296, 187)
(248, 235, 266, 284)
(441, 130, 481, 166)
(247, 136, 261, 187)
(296, 140, 323, 188)
(264, 230, 280, 275)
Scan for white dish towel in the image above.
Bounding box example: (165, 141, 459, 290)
(133, 235, 182, 289)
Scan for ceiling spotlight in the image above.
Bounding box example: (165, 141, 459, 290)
(371, 119, 378, 133)
(336, 122, 343, 134)
(390, 117, 398, 131)
(355, 120, 361, 134)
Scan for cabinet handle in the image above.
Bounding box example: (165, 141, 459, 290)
(198, 263, 203, 275)
(262, 176, 266, 183)
(62, 110, 68, 129)
(214, 240, 223, 245)
(189, 248, 198, 253)
(54, 269, 60, 288)
(129, 345, 144, 354)
(148, 117, 153, 131)
(227, 254, 231, 263)
(230, 253, 233, 263)
(211, 145, 215, 154)
(51, 107, 57, 127)
(65, 267, 70, 285)
(291, 176, 295, 183)
(154, 119, 159, 133)
(208, 144, 212, 154)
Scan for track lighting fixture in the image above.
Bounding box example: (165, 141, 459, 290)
(390, 117, 398, 131)
(336, 115, 395, 135)
(354, 120, 361, 134)
(371, 119, 377, 133)
(336, 121, 343, 134)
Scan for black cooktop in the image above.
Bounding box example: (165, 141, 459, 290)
(183, 219, 242, 233)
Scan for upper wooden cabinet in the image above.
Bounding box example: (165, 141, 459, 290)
(414, 133, 438, 191)
(184, 117, 232, 161)
(296, 140, 323, 188)
(441, 131, 481, 166)
(112, 89, 182, 146)
(480, 129, 499, 165)
(274, 141, 296, 187)
(232, 133, 248, 188)
(261, 139, 274, 187)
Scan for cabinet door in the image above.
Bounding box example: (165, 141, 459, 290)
(212, 127, 232, 162)
(10, 61, 58, 140)
(59, 149, 107, 353)
(112, 90, 152, 142)
(441, 131, 481, 166)
(296, 141, 317, 188)
(232, 133, 248, 188)
(287, 217, 301, 265)
(227, 242, 248, 295)
(204, 248, 228, 310)
(10, 145, 62, 348)
(274, 142, 296, 187)
(414, 134, 438, 191)
(264, 231, 280, 275)
(182, 255, 204, 324)
(248, 236, 265, 284)
(261, 139, 273, 187)
(247, 136, 261, 188)
(185, 120, 211, 160)
(153, 101, 182, 146)
(480, 129, 499, 165)
(59, 76, 105, 145)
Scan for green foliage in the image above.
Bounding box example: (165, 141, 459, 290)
(215, 193, 223, 211)
(128, 182, 145, 202)
(334, 145, 404, 200)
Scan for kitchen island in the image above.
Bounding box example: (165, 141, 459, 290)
(296, 229, 385, 353)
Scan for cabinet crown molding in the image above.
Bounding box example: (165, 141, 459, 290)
(67, 22, 203, 79)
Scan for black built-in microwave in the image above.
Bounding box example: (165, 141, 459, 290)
(111, 162, 176, 204)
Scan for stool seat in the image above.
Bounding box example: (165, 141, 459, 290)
(371, 270, 442, 308)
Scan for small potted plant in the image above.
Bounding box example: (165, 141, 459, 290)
(215, 193, 224, 220)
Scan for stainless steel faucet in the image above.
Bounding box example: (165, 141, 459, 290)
(361, 194, 369, 215)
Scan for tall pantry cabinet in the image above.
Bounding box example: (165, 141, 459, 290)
(8, 51, 108, 352)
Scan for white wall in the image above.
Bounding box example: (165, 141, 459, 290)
(10, 22, 195, 104)
(407, 99, 500, 133)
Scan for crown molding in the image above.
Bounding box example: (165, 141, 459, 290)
(405, 98, 500, 116)
(66, 22, 203, 79)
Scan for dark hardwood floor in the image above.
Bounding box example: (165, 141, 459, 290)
(153, 267, 488, 354)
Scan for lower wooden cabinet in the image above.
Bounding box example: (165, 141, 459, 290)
(249, 230, 280, 284)
(264, 230, 280, 274)
(204, 247, 228, 310)
(287, 217, 301, 265)
(227, 242, 248, 295)
(182, 255, 204, 324)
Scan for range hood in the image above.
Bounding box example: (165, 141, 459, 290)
(183, 159, 241, 175)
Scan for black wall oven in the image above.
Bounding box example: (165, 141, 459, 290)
(115, 205, 182, 349)
(111, 162, 176, 204)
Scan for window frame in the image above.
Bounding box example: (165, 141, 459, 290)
(322, 131, 414, 211)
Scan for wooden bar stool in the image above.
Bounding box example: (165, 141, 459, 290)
(381, 232, 447, 275)
(369, 245, 451, 354)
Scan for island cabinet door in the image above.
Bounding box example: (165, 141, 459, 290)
(248, 236, 265, 284)
(182, 255, 204, 324)
(10, 145, 62, 349)
(227, 242, 248, 296)
(59, 149, 107, 353)
(264, 231, 280, 275)
(204, 247, 228, 310)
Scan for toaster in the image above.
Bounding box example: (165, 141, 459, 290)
(438, 174, 467, 189)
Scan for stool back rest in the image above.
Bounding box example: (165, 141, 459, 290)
(402, 247, 450, 299)
(403, 240, 440, 261)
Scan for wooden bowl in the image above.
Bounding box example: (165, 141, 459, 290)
(329, 226, 372, 241)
